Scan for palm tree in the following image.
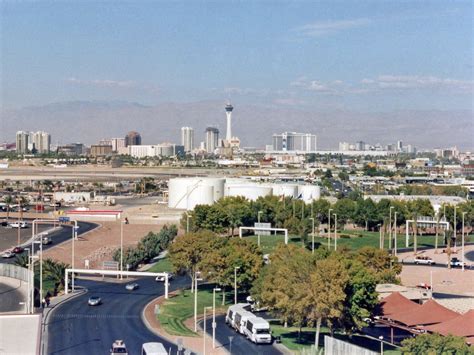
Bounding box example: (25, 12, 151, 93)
(43, 259, 71, 295)
(13, 253, 29, 268)
(3, 195, 14, 222)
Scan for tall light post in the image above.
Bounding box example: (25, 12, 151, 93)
(194, 271, 202, 332)
(186, 212, 191, 233)
(389, 206, 394, 249)
(309, 217, 315, 254)
(257, 211, 263, 247)
(120, 217, 124, 279)
(453, 206, 457, 252)
(462, 212, 466, 272)
(234, 266, 240, 304)
(212, 287, 222, 349)
(334, 213, 338, 251)
(203, 306, 212, 355)
(379, 336, 384, 355)
(24, 247, 30, 314)
(393, 212, 398, 256)
(328, 208, 333, 249)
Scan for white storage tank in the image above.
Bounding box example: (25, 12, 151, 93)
(187, 185, 214, 210)
(168, 177, 226, 209)
(224, 184, 273, 201)
(271, 184, 298, 198)
(297, 185, 321, 203)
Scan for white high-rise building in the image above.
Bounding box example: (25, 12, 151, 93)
(16, 131, 29, 153)
(111, 138, 126, 152)
(181, 127, 194, 152)
(205, 127, 219, 153)
(272, 132, 317, 152)
(225, 103, 233, 142)
(31, 131, 51, 153)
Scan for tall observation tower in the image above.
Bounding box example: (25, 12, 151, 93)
(225, 103, 234, 142)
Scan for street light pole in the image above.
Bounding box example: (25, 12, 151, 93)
(234, 266, 240, 304)
(328, 208, 333, 249)
(334, 214, 338, 251)
(389, 206, 394, 250)
(203, 306, 212, 355)
(462, 212, 466, 272)
(257, 211, 263, 247)
(309, 217, 315, 254)
(394, 212, 398, 256)
(120, 218, 124, 279)
(212, 287, 221, 348)
(453, 206, 457, 252)
(379, 336, 384, 355)
(194, 271, 201, 332)
(186, 212, 191, 233)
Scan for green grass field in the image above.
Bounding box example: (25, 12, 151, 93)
(147, 257, 173, 273)
(157, 284, 232, 336)
(245, 231, 472, 254)
(270, 321, 401, 354)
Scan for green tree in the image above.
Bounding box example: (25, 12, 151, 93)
(13, 253, 29, 268)
(353, 198, 379, 230)
(168, 231, 220, 290)
(3, 195, 14, 222)
(355, 247, 401, 283)
(307, 256, 349, 349)
(333, 198, 356, 229)
(401, 334, 471, 354)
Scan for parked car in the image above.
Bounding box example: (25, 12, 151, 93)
(125, 283, 139, 291)
(1, 251, 15, 258)
(416, 282, 432, 290)
(414, 256, 435, 265)
(110, 340, 128, 355)
(88, 296, 102, 306)
(0, 220, 8, 226)
(155, 273, 173, 282)
(9, 222, 27, 228)
(12, 246, 24, 254)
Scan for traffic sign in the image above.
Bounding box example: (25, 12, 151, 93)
(59, 216, 70, 223)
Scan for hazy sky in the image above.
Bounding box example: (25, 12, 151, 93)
(1, 1, 473, 111)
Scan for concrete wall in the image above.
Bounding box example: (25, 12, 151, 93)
(0, 263, 32, 282)
(324, 336, 378, 355)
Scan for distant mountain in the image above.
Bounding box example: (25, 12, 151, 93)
(1, 100, 472, 149)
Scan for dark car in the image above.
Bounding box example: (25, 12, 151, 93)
(12, 246, 24, 254)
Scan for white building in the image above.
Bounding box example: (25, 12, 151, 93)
(272, 132, 317, 152)
(181, 127, 194, 153)
(110, 138, 126, 152)
(16, 131, 29, 153)
(31, 131, 51, 153)
(205, 127, 219, 153)
(129, 144, 184, 158)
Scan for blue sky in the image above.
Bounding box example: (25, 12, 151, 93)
(1, 0, 473, 111)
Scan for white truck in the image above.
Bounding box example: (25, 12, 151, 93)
(232, 309, 255, 334)
(225, 303, 249, 328)
(243, 316, 272, 344)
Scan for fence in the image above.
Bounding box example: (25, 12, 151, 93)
(0, 263, 32, 283)
(324, 336, 378, 355)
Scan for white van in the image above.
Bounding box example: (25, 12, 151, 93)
(243, 316, 272, 344)
(141, 342, 167, 355)
(225, 303, 249, 328)
(233, 309, 255, 334)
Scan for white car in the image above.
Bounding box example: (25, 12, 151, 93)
(155, 273, 173, 282)
(414, 256, 435, 265)
(88, 296, 102, 306)
(9, 222, 27, 228)
(125, 283, 139, 291)
(1, 251, 15, 258)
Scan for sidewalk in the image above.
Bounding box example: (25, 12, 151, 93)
(142, 293, 229, 355)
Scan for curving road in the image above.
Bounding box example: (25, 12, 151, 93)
(0, 221, 97, 265)
(46, 276, 190, 355)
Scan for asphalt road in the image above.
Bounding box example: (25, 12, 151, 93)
(0, 221, 97, 265)
(202, 315, 283, 355)
(46, 276, 189, 355)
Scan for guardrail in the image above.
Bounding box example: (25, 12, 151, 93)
(0, 263, 32, 283)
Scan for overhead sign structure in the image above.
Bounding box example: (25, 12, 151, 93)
(254, 223, 272, 236)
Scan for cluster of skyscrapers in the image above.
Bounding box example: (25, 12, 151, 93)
(15, 131, 51, 154)
(180, 103, 240, 155)
(338, 140, 416, 153)
(271, 132, 317, 152)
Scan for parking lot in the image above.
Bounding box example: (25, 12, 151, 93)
(0, 221, 52, 252)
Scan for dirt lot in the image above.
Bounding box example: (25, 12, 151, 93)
(42, 221, 170, 269)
